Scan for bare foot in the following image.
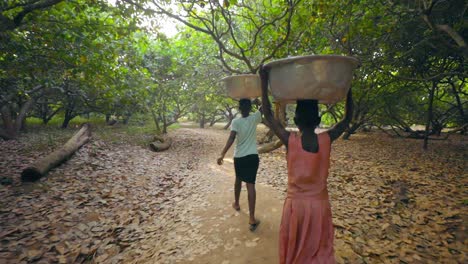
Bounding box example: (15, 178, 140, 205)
(232, 202, 240, 211)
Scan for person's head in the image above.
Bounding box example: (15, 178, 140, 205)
(294, 99, 321, 130)
(239, 99, 252, 117)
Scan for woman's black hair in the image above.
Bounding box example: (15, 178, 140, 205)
(239, 99, 252, 112)
(294, 99, 321, 128)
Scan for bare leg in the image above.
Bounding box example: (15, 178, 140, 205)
(246, 183, 257, 224)
(233, 177, 241, 211)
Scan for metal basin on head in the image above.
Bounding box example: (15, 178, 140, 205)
(221, 74, 261, 100)
(265, 55, 360, 104)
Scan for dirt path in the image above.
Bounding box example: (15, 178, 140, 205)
(182, 160, 283, 264)
(144, 127, 285, 264)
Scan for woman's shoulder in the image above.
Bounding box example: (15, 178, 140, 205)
(317, 131, 331, 144)
(287, 131, 298, 143)
(289, 131, 298, 137)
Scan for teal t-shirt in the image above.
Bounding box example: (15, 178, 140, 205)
(231, 111, 262, 158)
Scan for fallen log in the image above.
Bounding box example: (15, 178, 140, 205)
(107, 119, 117, 126)
(21, 124, 92, 182)
(153, 135, 165, 142)
(149, 137, 172, 152)
(258, 139, 283, 154)
(406, 132, 449, 140)
(258, 128, 300, 153)
(448, 124, 467, 134)
(259, 129, 275, 144)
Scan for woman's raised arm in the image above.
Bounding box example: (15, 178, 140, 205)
(328, 89, 353, 142)
(260, 65, 290, 147)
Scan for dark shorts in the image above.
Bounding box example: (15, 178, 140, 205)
(234, 154, 259, 184)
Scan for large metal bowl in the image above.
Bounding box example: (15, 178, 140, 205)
(221, 74, 261, 99)
(265, 55, 360, 103)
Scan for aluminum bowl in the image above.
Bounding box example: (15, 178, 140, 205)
(221, 74, 261, 99)
(265, 55, 360, 104)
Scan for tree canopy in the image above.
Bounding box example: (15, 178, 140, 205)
(0, 0, 466, 147)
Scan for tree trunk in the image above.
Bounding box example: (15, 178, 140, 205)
(424, 82, 436, 150)
(20, 115, 27, 132)
(40, 103, 48, 124)
(223, 118, 233, 130)
(149, 137, 172, 152)
(342, 122, 361, 140)
(0, 129, 14, 141)
(432, 121, 443, 136)
(16, 97, 34, 132)
(61, 114, 73, 129)
(123, 113, 131, 125)
(223, 106, 237, 130)
(261, 129, 275, 143)
(21, 123, 92, 181)
(209, 115, 217, 127)
(0, 97, 36, 140)
(162, 104, 168, 134)
(61, 101, 76, 129)
(0, 106, 15, 140)
(199, 113, 206, 128)
(328, 108, 339, 123)
(259, 103, 288, 152)
(223, 111, 236, 130)
(43, 107, 61, 125)
(449, 80, 467, 124)
(276, 102, 287, 127)
(149, 108, 161, 132)
(261, 102, 286, 144)
(342, 105, 364, 140)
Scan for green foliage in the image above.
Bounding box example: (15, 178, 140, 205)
(2, 0, 466, 141)
(26, 115, 106, 127)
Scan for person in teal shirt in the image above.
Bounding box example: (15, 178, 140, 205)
(218, 99, 262, 231)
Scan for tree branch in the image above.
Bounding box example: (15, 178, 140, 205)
(435, 24, 466, 48)
(0, 0, 64, 32)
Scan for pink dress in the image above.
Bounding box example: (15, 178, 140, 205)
(279, 132, 335, 264)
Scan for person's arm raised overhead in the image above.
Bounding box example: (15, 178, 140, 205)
(259, 65, 290, 147)
(251, 100, 263, 125)
(327, 89, 354, 142)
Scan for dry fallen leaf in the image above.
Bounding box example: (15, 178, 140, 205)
(0, 128, 465, 264)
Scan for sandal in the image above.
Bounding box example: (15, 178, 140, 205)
(249, 220, 260, 232)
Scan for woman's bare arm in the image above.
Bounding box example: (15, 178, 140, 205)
(328, 89, 353, 142)
(260, 65, 290, 147)
(217, 131, 237, 165)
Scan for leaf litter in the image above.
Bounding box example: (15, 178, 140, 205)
(0, 128, 466, 263)
(1, 128, 221, 263)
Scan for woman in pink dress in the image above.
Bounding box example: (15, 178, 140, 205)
(259, 65, 353, 264)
